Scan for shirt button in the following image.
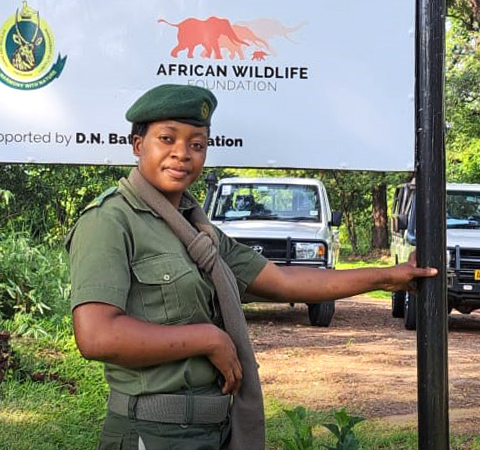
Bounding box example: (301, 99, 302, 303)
(163, 274, 171, 281)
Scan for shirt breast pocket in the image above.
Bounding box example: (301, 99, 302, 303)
(132, 254, 198, 324)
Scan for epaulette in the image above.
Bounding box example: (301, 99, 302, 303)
(81, 186, 118, 214)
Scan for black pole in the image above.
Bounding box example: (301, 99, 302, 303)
(415, 0, 449, 449)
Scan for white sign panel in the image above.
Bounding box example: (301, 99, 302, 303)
(0, 0, 415, 170)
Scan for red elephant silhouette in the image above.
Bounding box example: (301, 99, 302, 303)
(158, 16, 249, 59)
(252, 50, 268, 61)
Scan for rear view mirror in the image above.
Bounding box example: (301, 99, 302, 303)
(331, 211, 342, 227)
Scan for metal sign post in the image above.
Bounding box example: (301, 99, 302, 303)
(415, 0, 449, 449)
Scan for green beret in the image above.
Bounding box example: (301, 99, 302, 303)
(125, 84, 217, 127)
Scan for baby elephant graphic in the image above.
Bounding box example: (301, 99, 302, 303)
(158, 16, 248, 59)
(252, 50, 268, 61)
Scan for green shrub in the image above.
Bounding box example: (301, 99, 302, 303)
(321, 408, 364, 450)
(281, 406, 314, 450)
(0, 165, 129, 242)
(0, 232, 70, 329)
(280, 407, 364, 450)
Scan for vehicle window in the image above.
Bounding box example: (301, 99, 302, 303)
(447, 191, 480, 228)
(391, 187, 402, 232)
(404, 189, 414, 218)
(212, 184, 321, 221)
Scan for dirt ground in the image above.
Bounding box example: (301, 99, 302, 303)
(245, 297, 480, 433)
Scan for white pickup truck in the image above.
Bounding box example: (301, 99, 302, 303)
(206, 176, 341, 327)
(391, 181, 480, 329)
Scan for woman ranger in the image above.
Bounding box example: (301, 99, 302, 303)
(67, 84, 436, 450)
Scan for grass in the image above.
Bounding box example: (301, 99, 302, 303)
(336, 253, 393, 300)
(269, 402, 480, 449)
(2, 333, 480, 449)
(0, 252, 464, 449)
(264, 397, 480, 450)
(0, 327, 106, 450)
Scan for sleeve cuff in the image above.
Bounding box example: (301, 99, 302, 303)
(71, 285, 129, 311)
(236, 253, 268, 297)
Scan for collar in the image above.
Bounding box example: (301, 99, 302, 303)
(118, 178, 198, 215)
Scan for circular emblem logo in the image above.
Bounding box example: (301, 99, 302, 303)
(0, 2, 67, 90)
(201, 101, 210, 119)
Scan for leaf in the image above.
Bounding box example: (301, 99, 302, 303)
(321, 423, 340, 438)
(282, 407, 314, 450)
(281, 438, 300, 450)
(293, 406, 307, 420)
(341, 433, 360, 450)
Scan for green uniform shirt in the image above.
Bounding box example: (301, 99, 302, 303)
(66, 178, 267, 396)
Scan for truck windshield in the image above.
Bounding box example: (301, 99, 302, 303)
(211, 183, 321, 222)
(447, 191, 480, 228)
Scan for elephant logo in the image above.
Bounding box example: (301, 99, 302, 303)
(158, 16, 306, 61)
(157, 16, 249, 59)
(252, 51, 268, 61)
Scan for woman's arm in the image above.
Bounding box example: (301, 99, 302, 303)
(247, 254, 437, 302)
(73, 302, 242, 394)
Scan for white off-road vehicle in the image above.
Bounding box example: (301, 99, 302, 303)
(206, 177, 341, 327)
(391, 181, 480, 329)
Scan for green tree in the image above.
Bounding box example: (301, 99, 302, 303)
(445, 14, 480, 182)
(371, 173, 389, 250)
(445, 0, 480, 182)
(0, 165, 129, 241)
(447, 0, 480, 31)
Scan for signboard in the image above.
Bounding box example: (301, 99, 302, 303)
(0, 0, 415, 170)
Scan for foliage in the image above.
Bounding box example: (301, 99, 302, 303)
(281, 406, 314, 450)
(0, 165, 129, 242)
(2, 335, 480, 450)
(0, 233, 70, 327)
(0, 328, 106, 450)
(0, 165, 234, 243)
(445, 12, 480, 183)
(447, 0, 480, 32)
(320, 171, 409, 254)
(0, 163, 411, 257)
(320, 408, 364, 450)
(0, 188, 13, 207)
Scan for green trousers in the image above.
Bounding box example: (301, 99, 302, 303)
(97, 409, 231, 450)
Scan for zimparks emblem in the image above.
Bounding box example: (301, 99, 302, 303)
(0, 1, 67, 90)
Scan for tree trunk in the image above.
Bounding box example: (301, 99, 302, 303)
(371, 179, 389, 249)
(345, 211, 358, 253)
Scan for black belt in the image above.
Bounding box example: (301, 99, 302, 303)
(108, 389, 232, 424)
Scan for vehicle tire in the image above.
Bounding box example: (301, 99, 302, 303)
(404, 291, 417, 330)
(391, 291, 406, 318)
(308, 302, 335, 327)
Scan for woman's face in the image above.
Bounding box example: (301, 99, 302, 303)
(133, 120, 208, 207)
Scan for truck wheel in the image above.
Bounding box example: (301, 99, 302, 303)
(392, 291, 406, 318)
(308, 302, 335, 327)
(404, 292, 417, 330)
